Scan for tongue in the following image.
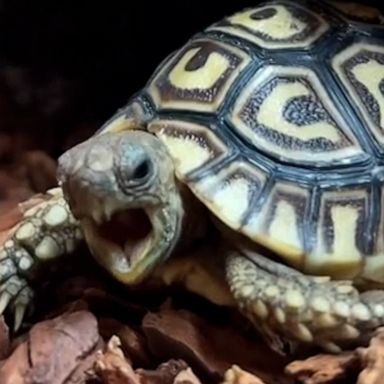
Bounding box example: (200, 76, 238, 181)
(124, 236, 151, 265)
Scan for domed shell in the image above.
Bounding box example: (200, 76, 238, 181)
(103, 1, 384, 284)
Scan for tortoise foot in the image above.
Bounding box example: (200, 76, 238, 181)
(225, 249, 384, 355)
(0, 188, 82, 329)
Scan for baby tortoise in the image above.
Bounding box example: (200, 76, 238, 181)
(2, 0, 384, 355)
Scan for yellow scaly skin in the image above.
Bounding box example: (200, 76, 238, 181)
(0, 188, 82, 330)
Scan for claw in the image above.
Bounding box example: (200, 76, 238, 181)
(13, 304, 27, 331)
(0, 291, 11, 315)
(14, 286, 34, 307)
(12, 285, 33, 331)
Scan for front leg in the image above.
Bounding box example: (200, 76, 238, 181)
(153, 246, 236, 308)
(0, 187, 82, 329)
(226, 249, 384, 355)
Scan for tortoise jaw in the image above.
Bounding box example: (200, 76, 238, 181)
(80, 200, 182, 285)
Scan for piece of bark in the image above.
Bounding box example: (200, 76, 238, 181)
(67, 338, 104, 384)
(0, 310, 101, 384)
(172, 368, 202, 384)
(285, 352, 359, 384)
(357, 328, 384, 384)
(137, 360, 191, 384)
(222, 365, 266, 384)
(142, 308, 292, 383)
(94, 335, 140, 384)
(98, 318, 152, 368)
(0, 316, 9, 360)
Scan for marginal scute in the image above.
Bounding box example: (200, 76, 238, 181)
(242, 181, 310, 267)
(229, 65, 364, 166)
(307, 187, 367, 278)
(148, 39, 251, 113)
(207, 1, 329, 49)
(191, 161, 268, 230)
(332, 43, 384, 147)
(149, 119, 228, 177)
(96, 101, 149, 135)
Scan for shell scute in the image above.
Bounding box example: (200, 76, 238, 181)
(207, 1, 330, 50)
(148, 39, 251, 113)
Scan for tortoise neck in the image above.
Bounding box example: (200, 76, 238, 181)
(175, 181, 209, 251)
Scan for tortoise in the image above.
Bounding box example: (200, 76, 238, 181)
(2, 0, 384, 355)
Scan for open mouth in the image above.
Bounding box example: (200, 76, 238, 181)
(82, 207, 155, 275)
(98, 208, 152, 257)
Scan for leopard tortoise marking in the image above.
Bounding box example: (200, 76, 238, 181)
(2, 0, 384, 355)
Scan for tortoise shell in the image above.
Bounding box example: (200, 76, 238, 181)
(100, 0, 384, 284)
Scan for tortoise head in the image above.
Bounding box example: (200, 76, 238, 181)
(57, 128, 184, 284)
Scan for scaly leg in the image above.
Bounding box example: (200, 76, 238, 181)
(0, 187, 82, 329)
(225, 249, 384, 355)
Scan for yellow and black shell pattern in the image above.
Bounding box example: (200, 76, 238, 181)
(103, 0, 384, 283)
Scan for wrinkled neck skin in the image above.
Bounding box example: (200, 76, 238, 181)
(57, 129, 206, 287)
(173, 181, 208, 250)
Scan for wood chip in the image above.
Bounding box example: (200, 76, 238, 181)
(172, 368, 202, 384)
(0, 310, 101, 384)
(99, 318, 152, 367)
(285, 352, 359, 384)
(94, 335, 141, 384)
(357, 328, 384, 384)
(137, 360, 201, 384)
(222, 365, 267, 384)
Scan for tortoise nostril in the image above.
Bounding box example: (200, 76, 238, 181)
(132, 158, 152, 181)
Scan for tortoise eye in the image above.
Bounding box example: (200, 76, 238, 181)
(132, 158, 152, 181)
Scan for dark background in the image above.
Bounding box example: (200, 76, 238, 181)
(0, 0, 383, 158)
(0, 2, 255, 148)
